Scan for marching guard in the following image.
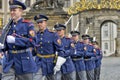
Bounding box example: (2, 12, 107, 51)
(0, 0, 37, 80)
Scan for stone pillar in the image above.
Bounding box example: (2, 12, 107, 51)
(3, 0, 9, 25)
(116, 20, 120, 56)
(116, 38, 120, 56)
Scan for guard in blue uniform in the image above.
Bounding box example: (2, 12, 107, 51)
(70, 31, 87, 80)
(54, 24, 76, 80)
(0, 52, 3, 80)
(34, 15, 66, 80)
(0, 0, 37, 80)
(93, 41, 102, 80)
(82, 35, 96, 80)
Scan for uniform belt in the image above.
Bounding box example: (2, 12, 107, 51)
(84, 57, 91, 59)
(37, 53, 55, 58)
(71, 57, 83, 61)
(71, 56, 82, 58)
(84, 57, 91, 60)
(9, 48, 30, 54)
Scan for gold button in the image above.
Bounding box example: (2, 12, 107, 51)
(13, 30, 16, 33)
(40, 42, 42, 44)
(40, 38, 43, 40)
(48, 41, 50, 43)
(13, 46, 15, 48)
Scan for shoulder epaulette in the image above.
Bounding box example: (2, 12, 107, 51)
(89, 43, 94, 46)
(22, 20, 31, 23)
(48, 29, 55, 33)
(79, 41, 84, 44)
(96, 47, 101, 50)
(22, 20, 34, 27)
(65, 36, 71, 39)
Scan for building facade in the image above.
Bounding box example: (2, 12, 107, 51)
(1, 0, 120, 56)
(0, 0, 71, 28)
(68, 0, 120, 56)
(0, 0, 36, 28)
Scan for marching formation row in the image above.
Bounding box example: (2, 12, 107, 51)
(0, 0, 102, 80)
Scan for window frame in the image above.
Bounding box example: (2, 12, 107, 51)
(0, 0, 2, 9)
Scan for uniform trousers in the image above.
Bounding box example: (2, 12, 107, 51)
(94, 66, 101, 80)
(86, 69, 94, 80)
(2, 68, 33, 80)
(76, 71, 87, 80)
(54, 71, 61, 80)
(33, 68, 45, 80)
(62, 71, 76, 80)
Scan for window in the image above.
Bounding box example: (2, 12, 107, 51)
(103, 24, 109, 38)
(0, 18, 3, 28)
(104, 30, 108, 37)
(104, 24, 108, 26)
(0, 0, 2, 9)
(25, 0, 31, 7)
(104, 43, 108, 50)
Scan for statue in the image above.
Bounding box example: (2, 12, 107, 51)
(46, 0, 53, 8)
(31, 0, 65, 10)
(53, 0, 65, 9)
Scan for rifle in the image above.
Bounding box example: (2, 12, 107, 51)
(85, 27, 89, 34)
(74, 22, 79, 31)
(64, 15, 73, 26)
(0, 19, 13, 48)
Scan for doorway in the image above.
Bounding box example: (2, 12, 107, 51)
(101, 21, 117, 56)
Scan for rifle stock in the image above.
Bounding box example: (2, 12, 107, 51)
(0, 19, 13, 46)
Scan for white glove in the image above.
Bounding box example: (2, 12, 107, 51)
(54, 56, 66, 75)
(7, 35, 15, 43)
(0, 43, 4, 49)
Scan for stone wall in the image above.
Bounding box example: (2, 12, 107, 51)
(79, 10, 120, 56)
(24, 9, 69, 31)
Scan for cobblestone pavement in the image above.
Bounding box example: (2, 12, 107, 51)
(100, 57, 120, 80)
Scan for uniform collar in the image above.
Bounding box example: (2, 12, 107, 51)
(73, 40, 79, 44)
(44, 28, 48, 32)
(38, 28, 48, 34)
(60, 35, 65, 39)
(13, 18, 23, 24)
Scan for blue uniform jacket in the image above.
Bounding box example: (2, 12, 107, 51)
(2, 18, 37, 74)
(60, 37, 75, 74)
(84, 44, 96, 71)
(71, 41, 86, 72)
(95, 48, 102, 68)
(35, 29, 65, 76)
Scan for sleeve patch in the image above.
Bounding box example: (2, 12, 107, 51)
(57, 39, 61, 45)
(71, 43, 75, 48)
(29, 30, 35, 37)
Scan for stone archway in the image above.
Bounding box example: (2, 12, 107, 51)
(78, 10, 120, 56)
(100, 20, 117, 56)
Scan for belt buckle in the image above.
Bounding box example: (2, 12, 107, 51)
(12, 50, 17, 54)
